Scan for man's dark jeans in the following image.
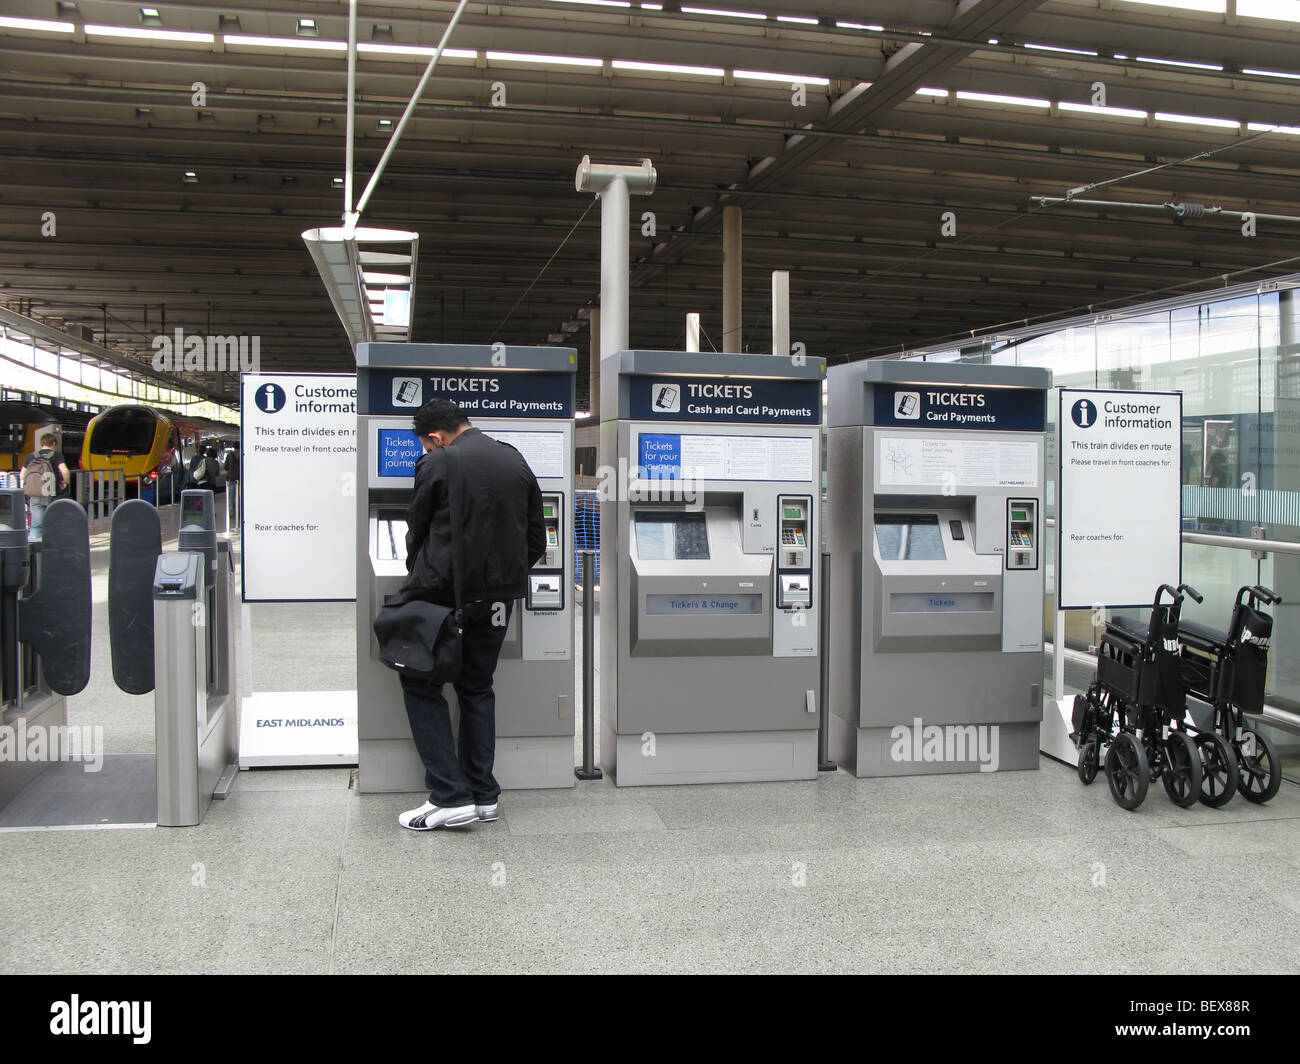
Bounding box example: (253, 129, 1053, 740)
(400, 599, 512, 807)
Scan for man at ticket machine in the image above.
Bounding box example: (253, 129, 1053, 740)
(395, 399, 547, 832)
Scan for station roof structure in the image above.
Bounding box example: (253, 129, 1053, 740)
(2, 0, 1299, 406)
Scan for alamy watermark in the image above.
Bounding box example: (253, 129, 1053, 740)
(0, 721, 104, 772)
(889, 717, 1000, 772)
(151, 327, 260, 374)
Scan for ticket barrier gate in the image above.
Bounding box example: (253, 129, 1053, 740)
(0, 489, 91, 810)
(143, 491, 238, 825)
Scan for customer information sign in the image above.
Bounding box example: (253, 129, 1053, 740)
(241, 373, 357, 601)
(1057, 388, 1182, 610)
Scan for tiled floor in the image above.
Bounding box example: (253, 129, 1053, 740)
(1, 504, 1297, 973)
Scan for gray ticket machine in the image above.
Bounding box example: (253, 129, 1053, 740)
(356, 342, 576, 792)
(827, 360, 1050, 776)
(601, 350, 825, 785)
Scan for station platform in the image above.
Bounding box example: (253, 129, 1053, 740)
(0, 503, 1297, 974)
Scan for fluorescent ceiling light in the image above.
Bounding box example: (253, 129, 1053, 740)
(544, 0, 631, 6)
(1156, 111, 1239, 128)
(1238, 0, 1300, 19)
(0, 15, 74, 32)
(1119, 0, 1224, 11)
(1059, 101, 1148, 118)
(358, 42, 477, 59)
(641, 2, 663, 7)
(681, 5, 767, 18)
(777, 14, 819, 23)
(1024, 42, 1099, 56)
(1137, 55, 1223, 70)
(486, 50, 602, 67)
(1247, 121, 1300, 134)
(224, 34, 346, 51)
(613, 59, 724, 76)
(1243, 66, 1300, 79)
(837, 21, 885, 30)
(735, 69, 830, 85)
(85, 24, 215, 42)
(956, 90, 1050, 108)
(915, 87, 949, 97)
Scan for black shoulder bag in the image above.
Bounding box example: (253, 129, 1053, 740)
(371, 445, 465, 683)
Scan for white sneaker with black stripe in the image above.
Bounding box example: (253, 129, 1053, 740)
(398, 802, 477, 831)
(475, 802, 499, 823)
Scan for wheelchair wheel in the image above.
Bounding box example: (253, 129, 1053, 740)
(1105, 732, 1149, 811)
(1237, 728, 1283, 805)
(1160, 731, 1202, 808)
(1194, 732, 1238, 808)
(1077, 740, 1099, 785)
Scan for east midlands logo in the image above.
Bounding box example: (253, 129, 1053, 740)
(652, 383, 681, 413)
(151, 328, 260, 373)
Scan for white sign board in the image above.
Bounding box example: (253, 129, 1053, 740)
(238, 690, 358, 767)
(879, 436, 1039, 489)
(638, 433, 813, 482)
(482, 429, 566, 479)
(1058, 388, 1182, 609)
(242, 373, 358, 601)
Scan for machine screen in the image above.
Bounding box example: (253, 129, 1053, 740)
(182, 495, 206, 525)
(634, 511, 710, 561)
(874, 514, 946, 561)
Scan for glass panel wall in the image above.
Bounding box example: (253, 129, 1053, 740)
(902, 276, 1300, 781)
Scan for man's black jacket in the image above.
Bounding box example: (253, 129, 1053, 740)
(403, 426, 545, 606)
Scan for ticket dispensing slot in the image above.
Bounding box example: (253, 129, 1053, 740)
(777, 494, 813, 610)
(873, 509, 1002, 651)
(629, 505, 772, 656)
(526, 492, 565, 611)
(1006, 499, 1038, 570)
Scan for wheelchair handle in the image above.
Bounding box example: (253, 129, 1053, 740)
(1246, 584, 1281, 607)
(1177, 583, 1204, 604)
(1154, 583, 1183, 608)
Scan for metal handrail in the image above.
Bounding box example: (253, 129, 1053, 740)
(1044, 516, 1300, 556)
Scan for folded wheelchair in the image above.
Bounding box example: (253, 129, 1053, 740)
(1070, 583, 1203, 811)
(1177, 584, 1284, 806)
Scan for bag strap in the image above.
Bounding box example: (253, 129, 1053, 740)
(446, 441, 465, 609)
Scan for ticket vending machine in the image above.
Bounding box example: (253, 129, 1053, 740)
(601, 350, 825, 785)
(355, 343, 577, 791)
(827, 360, 1051, 776)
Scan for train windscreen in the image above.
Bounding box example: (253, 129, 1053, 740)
(88, 408, 157, 455)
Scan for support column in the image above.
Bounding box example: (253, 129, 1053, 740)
(599, 177, 630, 364)
(588, 307, 601, 418)
(723, 204, 742, 351)
(771, 270, 790, 357)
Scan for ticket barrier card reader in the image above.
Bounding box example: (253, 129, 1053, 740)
(355, 342, 578, 792)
